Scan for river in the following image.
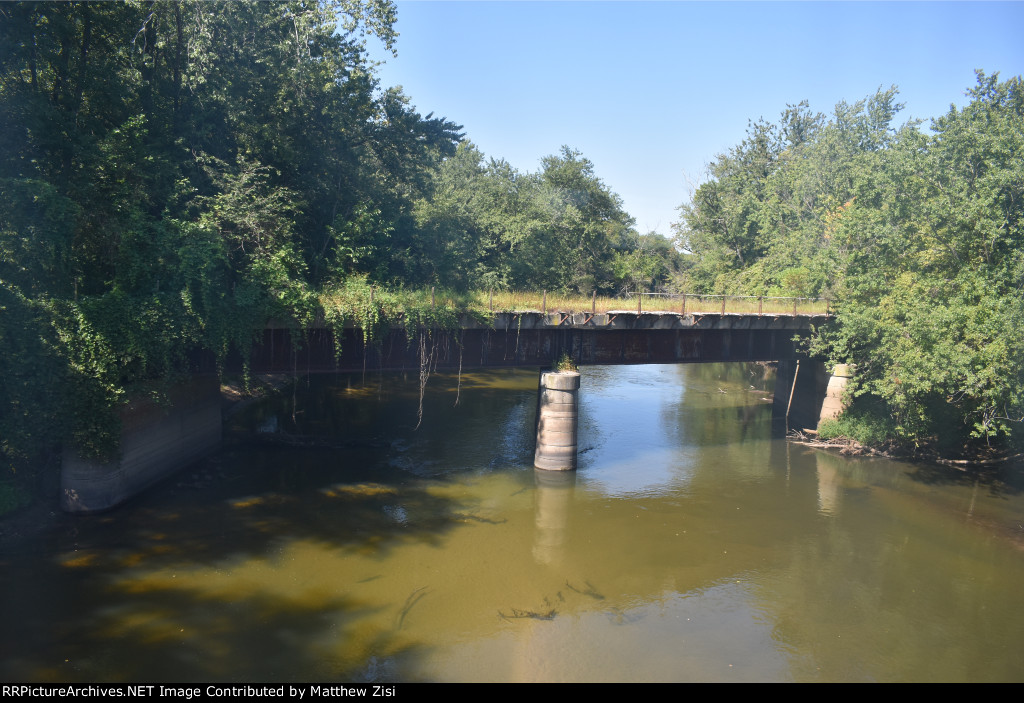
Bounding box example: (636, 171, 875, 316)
(2, 363, 1023, 682)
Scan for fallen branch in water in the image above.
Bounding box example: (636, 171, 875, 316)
(498, 608, 557, 621)
(788, 429, 1024, 467)
(566, 580, 605, 600)
(396, 586, 429, 630)
(452, 513, 507, 525)
(936, 453, 1023, 468)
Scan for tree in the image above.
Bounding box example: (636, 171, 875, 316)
(0, 1, 409, 472)
(674, 87, 908, 298)
(816, 72, 1024, 451)
(530, 147, 635, 293)
(674, 75, 1022, 452)
(611, 231, 681, 294)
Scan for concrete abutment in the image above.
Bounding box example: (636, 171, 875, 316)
(773, 360, 851, 433)
(61, 376, 222, 513)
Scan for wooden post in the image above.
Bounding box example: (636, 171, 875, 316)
(720, 296, 726, 315)
(542, 290, 547, 315)
(793, 297, 798, 315)
(758, 296, 763, 316)
(637, 293, 642, 315)
(591, 290, 596, 315)
(489, 289, 493, 312)
(681, 294, 686, 315)
(786, 359, 800, 430)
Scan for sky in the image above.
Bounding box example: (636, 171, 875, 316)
(363, 1, 1024, 237)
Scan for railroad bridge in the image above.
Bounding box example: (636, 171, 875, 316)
(238, 310, 827, 373)
(63, 311, 838, 512)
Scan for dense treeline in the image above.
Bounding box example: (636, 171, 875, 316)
(409, 142, 677, 294)
(0, 1, 680, 492)
(675, 75, 1024, 455)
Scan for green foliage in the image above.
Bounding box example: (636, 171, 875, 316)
(0, 179, 77, 297)
(0, 285, 68, 468)
(320, 277, 489, 357)
(410, 143, 657, 294)
(678, 73, 1023, 452)
(0, 1, 408, 473)
(674, 90, 909, 297)
(0, 469, 33, 517)
(817, 73, 1024, 451)
(817, 403, 900, 448)
(532, 147, 636, 293)
(554, 353, 578, 373)
(611, 231, 682, 294)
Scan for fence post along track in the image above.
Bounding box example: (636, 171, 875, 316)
(625, 292, 829, 316)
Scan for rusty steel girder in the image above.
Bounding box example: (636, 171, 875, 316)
(208, 312, 827, 374)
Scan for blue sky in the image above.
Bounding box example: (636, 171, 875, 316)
(363, 1, 1024, 237)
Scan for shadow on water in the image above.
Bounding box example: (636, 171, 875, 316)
(1, 370, 545, 682)
(904, 461, 1024, 498)
(0, 466, 471, 681)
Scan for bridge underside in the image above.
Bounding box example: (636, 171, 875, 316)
(224, 325, 812, 375)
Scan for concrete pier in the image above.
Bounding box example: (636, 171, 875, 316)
(773, 359, 830, 432)
(818, 364, 853, 427)
(534, 371, 581, 471)
(61, 376, 222, 513)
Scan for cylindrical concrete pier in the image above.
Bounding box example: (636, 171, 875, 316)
(534, 371, 580, 471)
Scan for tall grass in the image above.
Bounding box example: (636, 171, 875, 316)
(471, 290, 828, 315)
(318, 279, 829, 322)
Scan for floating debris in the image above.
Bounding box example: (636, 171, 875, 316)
(396, 586, 429, 630)
(566, 580, 605, 600)
(498, 608, 557, 621)
(452, 513, 507, 525)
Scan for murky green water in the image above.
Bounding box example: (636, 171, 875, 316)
(2, 364, 1023, 682)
